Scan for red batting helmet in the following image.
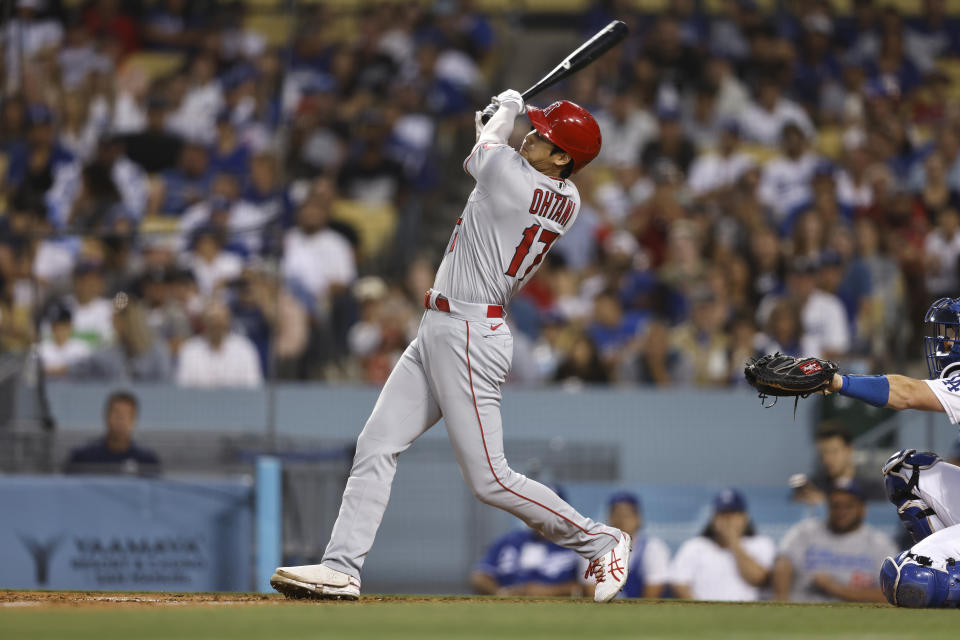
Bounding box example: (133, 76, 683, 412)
(527, 100, 602, 173)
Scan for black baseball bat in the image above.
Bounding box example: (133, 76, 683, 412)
(480, 20, 628, 124)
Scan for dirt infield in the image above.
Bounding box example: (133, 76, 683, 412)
(0, 590, 897, 609)
(0, 590, 283, 607)
(0, 590, 587, 608)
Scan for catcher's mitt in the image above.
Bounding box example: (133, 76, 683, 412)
(744, 353, 839, 411)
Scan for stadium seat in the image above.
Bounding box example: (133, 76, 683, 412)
(815, 126, 843, 159)
(522, 0, 591, 12)
(331, 200, 398, 260)
(473, 0, 515, 10)
(740, 144, 780, 166)
(629, 0, 670, 11)
(140, 216, 181, 236)
(244, 15, 293, 48)
(238, 0, 285, 9)
(121, 52, 185, 83)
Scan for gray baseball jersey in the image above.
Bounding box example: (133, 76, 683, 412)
(778, 518, 896, 602)
(433, 140, 580, 306)
(321, 101, 619, 583)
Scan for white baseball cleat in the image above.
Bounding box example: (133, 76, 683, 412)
(270, 564, 361, 601)
(585, 532, 632, 603)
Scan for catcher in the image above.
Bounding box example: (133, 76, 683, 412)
(744, 297, 960, 608)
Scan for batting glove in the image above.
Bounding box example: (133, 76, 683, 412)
(492, 89, 524, 111)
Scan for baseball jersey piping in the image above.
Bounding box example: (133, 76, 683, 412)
(464, 321, 619, 545)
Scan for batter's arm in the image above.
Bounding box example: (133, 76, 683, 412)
(475, 90, 524, 146)
(464, 94, 524, 181)
(827, 374, 945, 412)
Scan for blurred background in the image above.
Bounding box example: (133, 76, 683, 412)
(1, 0, 960, 599)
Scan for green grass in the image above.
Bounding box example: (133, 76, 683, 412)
(2, 595, 958, 640)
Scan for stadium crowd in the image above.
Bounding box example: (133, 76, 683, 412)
(2, 0, 960, 388)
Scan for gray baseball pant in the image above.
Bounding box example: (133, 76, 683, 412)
(322, 307, 620, 580)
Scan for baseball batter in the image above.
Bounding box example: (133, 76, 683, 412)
(750, 297, 960, 607)
(270, 90, 631, 603)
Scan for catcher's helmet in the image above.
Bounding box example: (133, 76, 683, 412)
(526, 100, 601, 173)
(923, 297, 960, 379)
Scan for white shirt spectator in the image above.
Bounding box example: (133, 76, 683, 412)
(434, 49, 481, 90)
(186, 251, 244, 296)
(39, 337, 91, 373)
(924, 228, 960, 296)
(593, 177, 654, 224)
(59, 95, 110, 162)
(180, 200, 273, 255)
(800, 289, 850, 357)
(392, 113, 435, 177)
(739, 99, 815, 147)
(714, 75, 751, 122)
(670, 534, 776, 601)
(68, 297, 115, 346)
(282, 228, 357, 300)
(167, 82, 224, 145)
(757, 152, 820, 224)
(113, 156, 150, 220)
(32, 238, 76, 285)
(50, 155, 148, 224)
(220, 28, 266, 61)
(594, 109, 658, 167)
(176, 333, 263, 388)
(835, 170, 873, 212)
(112, 91, 147, 135)
(3, 16, 63, 89)
(636, 536, 671, 586)
(905, 27, 948, 74)
(58, 43, 111, 91)
(687, 151, 754, 197)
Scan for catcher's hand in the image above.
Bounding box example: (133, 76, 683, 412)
(744, 353, 838, 408)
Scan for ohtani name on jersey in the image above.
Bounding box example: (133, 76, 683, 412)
(528, 188, 574, 226)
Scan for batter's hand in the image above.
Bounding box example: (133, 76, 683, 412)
(474, 110, 484, 141)
(492, 89, 524, 111)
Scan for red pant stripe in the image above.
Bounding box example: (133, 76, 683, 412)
(464, 321, 618, 544)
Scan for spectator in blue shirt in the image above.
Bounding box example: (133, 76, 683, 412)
(152, 143, 213, 216)
(471, 487, 580, 597)
(65, 390, 161, 475)
(208, 111, 250, 178)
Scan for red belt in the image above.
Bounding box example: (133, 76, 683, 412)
(424, 291, 504, 319)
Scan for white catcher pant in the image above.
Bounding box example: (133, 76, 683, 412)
(899, 459, 960, 566)
(914, 458, 960, 534)
(911, 524, 960, 569)
(322, 309, 620, 580)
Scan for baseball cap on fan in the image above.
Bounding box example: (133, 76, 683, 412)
(607, 491, 641, 512)
(829, 477, 867, 502)
(713, 488, 747, 513)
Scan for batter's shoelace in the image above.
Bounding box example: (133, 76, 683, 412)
(584, 558, 606, 583)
